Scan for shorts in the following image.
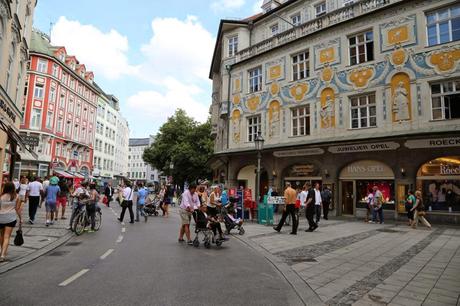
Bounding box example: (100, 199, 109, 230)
(0, 220, 17, 229)
(179, 208, 191, 225)
(46, 201, 57, 212)
(57, 196, 67, 208)
(19, 195, 26, 202)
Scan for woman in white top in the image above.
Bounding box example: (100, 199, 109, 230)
(18, 177, 28, 204)
(208, 186, 221, 217)
(0, 182, 21, 261)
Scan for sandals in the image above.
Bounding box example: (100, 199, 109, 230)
(0, 257, 6, 262)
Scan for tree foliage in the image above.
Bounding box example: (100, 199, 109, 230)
(143, 109, 213, 187)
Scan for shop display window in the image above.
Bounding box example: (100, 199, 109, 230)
(356, 180, 395, 210)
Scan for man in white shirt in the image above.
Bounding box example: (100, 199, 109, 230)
(27, 177, 44, 224)
(178, 183, 199, 245)
(314, 183, 323, 223)
(118, 181, 135, 224)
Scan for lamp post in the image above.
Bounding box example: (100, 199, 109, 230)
(254, 131, 264, 223)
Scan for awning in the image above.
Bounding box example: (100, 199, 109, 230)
(0, 119, 38, 159)
(71, 172, 85, 179)
(53, 169, 74, 178)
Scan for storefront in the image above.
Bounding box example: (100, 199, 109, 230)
(339, 160, 395, 216)
(283, 164, 322, 190)
(416, 156, 460, 212)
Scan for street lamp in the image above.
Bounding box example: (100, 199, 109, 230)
(254, 131, 264, 221)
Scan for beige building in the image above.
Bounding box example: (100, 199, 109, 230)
(0, 0, 37, 184)
(209, 0, 460, 223)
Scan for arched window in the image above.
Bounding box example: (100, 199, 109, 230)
(6, 42, 17, 94)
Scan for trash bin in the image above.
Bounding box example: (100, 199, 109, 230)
(258, 197, 274, 225)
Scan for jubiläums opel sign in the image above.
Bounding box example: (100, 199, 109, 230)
(328, 142, 400, 154)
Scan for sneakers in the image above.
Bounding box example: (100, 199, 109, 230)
(178, 238, 185, 243)
(273, 227, 280, 232)
(28, 220, 34, 225)
(187, 240, 193, 245)
(368, 220, 375, 223)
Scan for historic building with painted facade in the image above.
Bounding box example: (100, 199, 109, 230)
(209, 0, 460, 223)
(18, 30, 98, 178)
(0, 0, 37, 183)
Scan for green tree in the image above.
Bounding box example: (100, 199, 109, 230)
(143, 109, 213, 187)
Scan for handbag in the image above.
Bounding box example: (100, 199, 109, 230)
(418, 211, 426, 217)
(14, 224, 24, 246)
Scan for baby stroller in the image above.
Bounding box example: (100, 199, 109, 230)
(192, 209, 225, 249)
(144, 193, 160, 216)
(223, 203, 245, 235)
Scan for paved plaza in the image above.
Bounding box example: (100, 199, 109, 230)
(239, 218, 460, 306)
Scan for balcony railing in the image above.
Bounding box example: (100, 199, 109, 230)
(237, 0, 398, 62)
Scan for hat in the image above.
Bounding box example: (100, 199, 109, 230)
(50, 176, 59, 185)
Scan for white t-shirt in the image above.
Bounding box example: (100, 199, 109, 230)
(28, 181, 43, 197)
(300, 190, 309, 207)
(19, 184, 28, 196)
(123, 187, 134, 201)
(314, 189, 322, 205)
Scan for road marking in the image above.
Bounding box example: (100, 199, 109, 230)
(100, 249, 114, 260)
(58, 269, 90, 286)
(116, 235, 123, 243)
(121, 222, 125, 226)
(121, 227, 126, 233)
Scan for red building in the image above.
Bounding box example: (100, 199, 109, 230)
(18, 30, 98, 178)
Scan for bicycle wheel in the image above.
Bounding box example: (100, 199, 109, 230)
(74, 212, 86, 236)
(94, 211, 102, 231)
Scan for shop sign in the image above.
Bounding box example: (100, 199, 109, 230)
(0, 99, 17, 123)
(287, 164, 317, 177)
(267, 196, 285, 205)
(273, 148, 324, 157)
(440, 165, 460, 176)
(405, 137, 460, 149)
(340, 160, 394, 179)
(328, 142, 399, 154)
(21, 135, 39, 147)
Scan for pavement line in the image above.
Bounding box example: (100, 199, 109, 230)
(121, 227, 126, 233)
(58, 269, 90, 287)
(116, 235, 123, 243)
(121, 222, 125, 226)
(100, 249, 114, 260)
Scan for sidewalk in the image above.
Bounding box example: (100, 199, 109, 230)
(0, 201, 73, 274)
(236, 217, 460, 306)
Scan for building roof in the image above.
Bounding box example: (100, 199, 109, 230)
(129, 138, 150, 146)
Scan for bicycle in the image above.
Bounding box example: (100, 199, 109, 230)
(73, 203, 102, 236)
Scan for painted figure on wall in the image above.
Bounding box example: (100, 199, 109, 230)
(268, 101, 280, 138)
(231, 110, 241, 143)
(320, 95, 335, 128)
(392, 82, 410, 121)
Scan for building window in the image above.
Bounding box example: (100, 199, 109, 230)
(292, 51, 309, 81)
(74, 125, 79, 141)
(52, 64, 59, 77)
(34, 83, 44, 99)
(291, 106, 310, 136)
(30, 108, 42, 129)
(62, 72, 67, 84)
(270, 23, 279, 36)
(228, 35, 238, 57)
(343, 0, 354, 6)
(248, 67, 262, 93)
(427, 4, 460, 46)
(69, 98, 74, 112)
(76, 103, 81, 117)
(291, 13, 301, 26)
(315, 1, 327, 17)
(247, 115, 261, 142)
(59, 92, 65, 108)
(57, 117, 63, 132)
(6, 59, 13, 94)
(37, 59, 47, 73)
(46, 111, 53, 129)
(349, 31, 374, 65)
(49, 86, 56, 103)
(350, 93, 377, 129)
(431, 79, 460, 120)
(66, 122, 71, 136)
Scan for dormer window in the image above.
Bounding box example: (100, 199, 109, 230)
(315, 2, 327, 17)
(270, 23, 279, 36)
(59, 52, 65, 61)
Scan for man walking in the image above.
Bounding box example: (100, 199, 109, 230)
(118, 181, 135, 224)
(104, 182, 114, 207)
(178, 183, 200, 244)
(273, 182, 298, 235)
(313, 183, 322, 223)
(135, 183, 148, 222)
(45, 177, 60, 226)
(27, 177, 43, 224)
(305, 183, 319, 232)
(371, 186, 384, 224)
(321, 185, 332, 220)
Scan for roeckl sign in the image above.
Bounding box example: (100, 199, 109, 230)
(405, 137, 460, 149)
(440, 165, 460, 175)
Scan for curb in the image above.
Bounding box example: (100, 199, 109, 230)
(234, 233, 324, 306)
(0, 231, 74, 275)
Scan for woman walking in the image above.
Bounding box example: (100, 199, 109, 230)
(87, 183, 99, 232)
(411, 190, 431, 229)
(118, 181, 134, 224)
(0, 182, 22, 261)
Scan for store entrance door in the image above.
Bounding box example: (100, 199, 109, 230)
(342, 181, 354, 215)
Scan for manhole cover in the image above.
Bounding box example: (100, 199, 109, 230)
(48, 251, 70, 256)
(289, 257, 317, 263)
(377, 229, 402, 233)
(66, 241, 82, 246)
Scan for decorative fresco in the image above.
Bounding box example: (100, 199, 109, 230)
(314, 38, 341, 69)
(231, 109, 241, 144)
(265, 58, 286, 83)
(390, 73, 412, 122)
(320, 88, 336, 129)
(380, 15, 417, 52)
(268, 100, 281, 138)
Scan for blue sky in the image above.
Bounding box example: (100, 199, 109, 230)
(33, 0, 264, 137)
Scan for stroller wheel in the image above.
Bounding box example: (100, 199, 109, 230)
(239, 228, 245, 235)
(204, 241, 211, 249)
(193, 239, 200, 248)
(154, 211, 159, 216)
(216, 240, 222, 247)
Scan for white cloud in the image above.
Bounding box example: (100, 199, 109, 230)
(253, 0, 264, 13)
(51, 16, 138, 80)
(126, 77, 209, 125)
(139, 15, 215, 85)
(211, 0, 246, 12)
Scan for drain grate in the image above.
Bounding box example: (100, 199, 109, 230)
(47, 251, 70, 256)
(288, 257, 317, 263)
(66, 241, 82, 246)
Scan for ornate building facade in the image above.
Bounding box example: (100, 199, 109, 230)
(0, 0, 37, 183)
(209, 0, 460, 223)
(18, 30, 98, 178)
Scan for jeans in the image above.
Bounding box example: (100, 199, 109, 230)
(275, 204, 298, 234)
(136, 204, 145, 221)
(306, 206, 317, 230)
(323, 202, 330, 219)
(28, 196, 40, 221)
(120, 200, 134, 222)
(372, 208, 384, 223)
(314, 205, 321, 222)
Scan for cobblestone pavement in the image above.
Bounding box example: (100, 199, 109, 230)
(237, 217, 460, 306)
(0, 200, 75, 273)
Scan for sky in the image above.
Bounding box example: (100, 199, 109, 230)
(33, 0, 265, 137)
